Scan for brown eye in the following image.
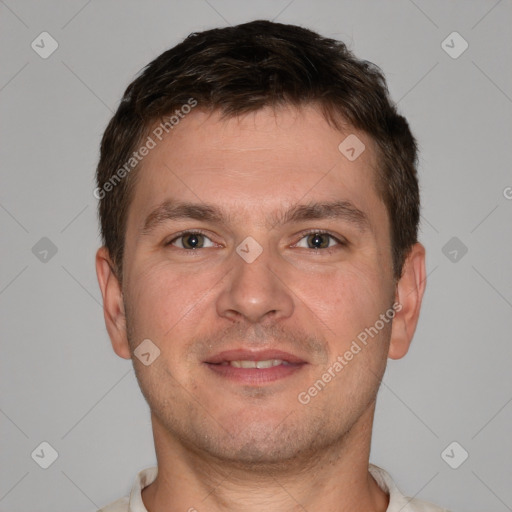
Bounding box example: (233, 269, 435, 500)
(295, 232, 342, 250)
(170, 232, 214, 249)
(307, 233, 330, 249)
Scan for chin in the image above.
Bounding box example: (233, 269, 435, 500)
(193, 414, 335, 468)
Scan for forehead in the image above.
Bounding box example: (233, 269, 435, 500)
(126, 105, 387, 233)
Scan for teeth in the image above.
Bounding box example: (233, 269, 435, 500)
(229, 359, 283, 368)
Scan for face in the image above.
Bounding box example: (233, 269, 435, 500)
(99, 105, 418, 465)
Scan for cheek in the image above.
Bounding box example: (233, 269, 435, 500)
(294, 262, 392, 338)
(296, 267, 393, 383)
(310, 266, 393, 391)
(125, 260, 220, 342)
(125, 265, 213, 393)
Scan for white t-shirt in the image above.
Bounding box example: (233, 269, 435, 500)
(98, 464, 449, 511)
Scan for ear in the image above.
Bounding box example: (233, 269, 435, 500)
(388, 243, 426, 360)
(95, 246, 131, 359)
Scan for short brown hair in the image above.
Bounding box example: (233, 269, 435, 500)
(96, 20, 419, 282)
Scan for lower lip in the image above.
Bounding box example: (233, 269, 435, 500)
(204, 362, 306, 385)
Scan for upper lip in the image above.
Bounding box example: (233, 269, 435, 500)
(205, 349, 307, 364)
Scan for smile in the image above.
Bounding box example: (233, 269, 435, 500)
(219, 359, 293, 368)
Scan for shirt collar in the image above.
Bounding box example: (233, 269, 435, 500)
(128, 466, 157, 511)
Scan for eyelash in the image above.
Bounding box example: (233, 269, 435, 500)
(165, 229, 347, 254)
(294, 229, 348, 253)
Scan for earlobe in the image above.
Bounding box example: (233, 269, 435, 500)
(95, 247, 131, 360)
(388, 243, 427, 360)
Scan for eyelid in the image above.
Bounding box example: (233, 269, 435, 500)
(164, 228, 348, 251)
(165, 229, 218, 248)
(293, 229, 348, 248)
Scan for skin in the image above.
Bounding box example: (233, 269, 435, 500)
(96, 105, 426, 512)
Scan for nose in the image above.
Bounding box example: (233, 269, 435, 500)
(216, 243, 295, 324)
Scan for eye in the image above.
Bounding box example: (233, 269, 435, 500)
(295, 231, 345, 250)
(168, 231, 215, 250)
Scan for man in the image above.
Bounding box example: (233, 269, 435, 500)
(95, 20, 447, 512)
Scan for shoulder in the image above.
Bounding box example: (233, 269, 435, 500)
(96, 466, 157, 512)
(369, 464, 451, 512)
(402, 496, 450, 512)
(97, 496, 129, 512)
(401, 496, 451, 512)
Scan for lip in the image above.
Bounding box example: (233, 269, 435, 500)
(204, 349, 307, 365)
(204, 349, 307, 385)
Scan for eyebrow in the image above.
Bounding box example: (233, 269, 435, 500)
(140, 199, 370, 235)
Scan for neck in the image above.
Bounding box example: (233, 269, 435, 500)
(142, 402, 388, 512)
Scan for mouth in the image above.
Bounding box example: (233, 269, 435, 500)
(204, 349, 307, 385)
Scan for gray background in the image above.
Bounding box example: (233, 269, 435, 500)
(1, 1, 511, 511)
